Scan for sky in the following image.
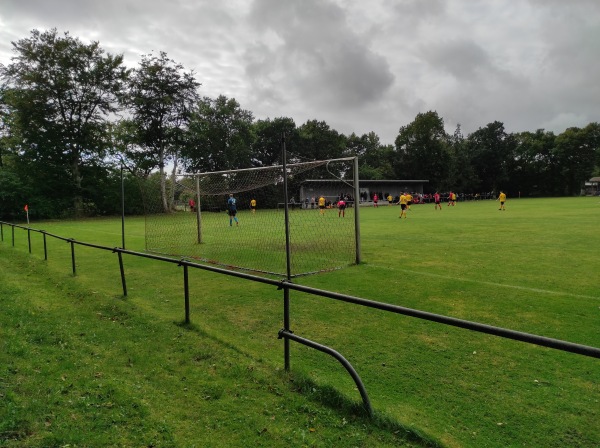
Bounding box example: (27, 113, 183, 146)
(1, 0, 599, 146)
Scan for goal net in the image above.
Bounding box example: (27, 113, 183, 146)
(141, 157, 359, 278)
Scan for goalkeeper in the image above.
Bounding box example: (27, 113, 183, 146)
(227, 193, 239, 226)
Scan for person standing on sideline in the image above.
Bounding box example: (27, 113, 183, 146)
(227, 193, 239, 226)
(337, 198, 346, 217)
(434, 192, 442, 210)
(399, 192, 408, 219)
(189, 198, 195, 212)
(497, 191, 507, 210)
(373, 193, 379, 207)
(318, 195, 326, 215)
(250, 198, 257, 214)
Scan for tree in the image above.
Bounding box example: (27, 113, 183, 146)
(295, 120, 346, 162)
(251, 117, 298, 167)
(588, 122, 600, 176)
(512, 130, 557, 196)
(182, 95, 254, 173)
(346, 132, 394, 180)
(394, 111, 450, 190)
(553, 125, 599, 195)
(444, 124, 478, 192)
(126, 51, 200, 212)
(465, 121, 516, 194)
(0, 29, 129, 217)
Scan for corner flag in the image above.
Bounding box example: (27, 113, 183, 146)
(24, 204, 29, 224)
(24, 204, 28, 212)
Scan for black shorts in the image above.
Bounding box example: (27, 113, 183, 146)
(401, 204, 407, 210)
(228, 210, 237, 217)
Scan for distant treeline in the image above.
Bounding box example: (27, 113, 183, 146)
(1, 29, 599, 220)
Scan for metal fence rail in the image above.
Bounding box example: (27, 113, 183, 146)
(1, 220, 599, 418)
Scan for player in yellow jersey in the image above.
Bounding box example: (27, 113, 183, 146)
(387, 194, 393, 206)
(399, 192, 408, 219)
(406, 193, 413, 210)
(318, 195, 326, 215)
(250, 198, 257, 214)
(497, 191, 506, 210)
(448, 191, 456, 206)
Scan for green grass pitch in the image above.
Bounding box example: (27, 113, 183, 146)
(1, 196, 598, 447)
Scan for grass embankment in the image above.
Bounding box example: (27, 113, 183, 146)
(1, 197, 599, 447)
(0, 250, 433, 447)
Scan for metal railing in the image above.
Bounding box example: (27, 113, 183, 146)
(2, 220, 599, 418)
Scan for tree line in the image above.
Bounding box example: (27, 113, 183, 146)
(1, 29, 599, 220)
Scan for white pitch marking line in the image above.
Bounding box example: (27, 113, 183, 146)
(370, 266, 600, 301)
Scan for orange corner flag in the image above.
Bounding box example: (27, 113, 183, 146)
(24, 204, 28, 212)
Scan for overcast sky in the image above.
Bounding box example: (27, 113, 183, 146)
(1, 0, 599, 145)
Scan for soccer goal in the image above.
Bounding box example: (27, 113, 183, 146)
(141, 156, 360, 278)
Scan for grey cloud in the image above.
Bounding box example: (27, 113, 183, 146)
(246, 0, 394, 111)
(1, 0, 598, 144)
(421, 39, 491, 81)
(388, 0, 445, 21)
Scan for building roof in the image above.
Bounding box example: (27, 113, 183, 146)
(589, 177, 600, 182)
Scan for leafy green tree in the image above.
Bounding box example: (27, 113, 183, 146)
(126, 51, 200, 211)
(512, 130, 557, 196)
(0, 29, 129, 217)
(251, 117, 299, 166)
(465, 121, 516, 194)
(0, 87, 12, 168)
(346, 132, 394, 180)
(583, 122, 600, 177)
(182, 95, 254, 173)
(443, 124, 477, 193)
(295, 120, 346, 163)
(553, 125, 598, 195)
(393, 111, 450, 189)
(0, 168, 30, 220)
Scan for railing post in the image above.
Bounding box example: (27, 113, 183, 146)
(284, 285, 290, 370)
(1, 222, 4, 241)
(43, 232, 48, 260)
(12, 225, 15, 246)
(69, 239, 76, 275)
(183, 263, 190, 324)
(27, 228, 32, 254)
(117, 250, 127, 297)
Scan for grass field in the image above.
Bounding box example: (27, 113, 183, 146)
(1, 197, 599, 447)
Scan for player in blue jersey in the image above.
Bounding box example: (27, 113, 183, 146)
(227, 193, 239, 226)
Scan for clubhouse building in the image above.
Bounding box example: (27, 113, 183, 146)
(299, 179, 429, 205)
